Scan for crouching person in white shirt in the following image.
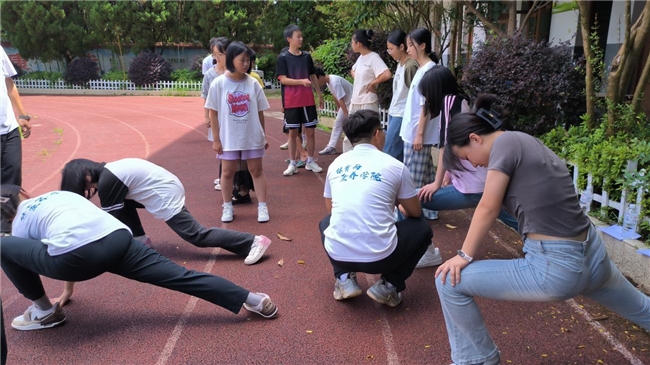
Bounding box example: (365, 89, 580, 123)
(319, 110, 433, 307)
(0, 186, 278, 331)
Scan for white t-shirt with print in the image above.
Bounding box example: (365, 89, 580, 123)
(204, 74, 270, 151)
(0, 47, 18, 135)
(104, 158, 186, 221)
(399, 61, 440, 145)
(323, 144, 417, 262)
(351, 52, 389, 105)
(12, 191, 131, 256)
(327, 75, 353, 108)
(388, 62, 409, 117)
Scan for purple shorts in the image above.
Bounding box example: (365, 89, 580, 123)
(219, 148, 265, 161)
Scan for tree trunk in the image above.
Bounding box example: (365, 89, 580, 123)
(462, 1, 507, 38)
(632, 52, 650, 113)
(577, 0, 596, 128)
(507, 2, 517, 37)
(456, 4, 464, 67)
(606, 0, 650, 132)
(449, 3, 458, 75)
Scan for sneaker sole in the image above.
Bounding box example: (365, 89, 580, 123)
(283, 171, 297, 176)
(367, 289, 402, 307)
(12, 317, 66, 331)
(258, 216, 269, 223)
(221, 216, 234, 223)
(333, 288, 363, 300)
(305, 167, 323, 173)
(243, 303, 278, 318)
(415, 256, 443, 269)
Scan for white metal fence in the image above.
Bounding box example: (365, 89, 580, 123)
(15, 78, 282, 91)
(321, 100, 390, 129)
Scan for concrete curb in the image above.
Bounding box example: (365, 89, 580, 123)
(18, 88, 201, 97)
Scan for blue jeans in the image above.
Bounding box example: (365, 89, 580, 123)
(436, 225, 650, 365)
(383, 115, 404, 162)
(397, 185, 519, 231)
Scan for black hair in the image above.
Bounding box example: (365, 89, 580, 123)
(419, 65, 468, 119)
(247, 48, 257, 74)
(210, 37, 231, 54)
(408, 28, 438, 63)
(387, 30, 407, 49)
(225, 41, 250, 74)
(314, 67, 326, 78)
(284, 24, 300, 41)
(343, 109, 382, 145)
(443, 94, 506, 172)
(353, 29, 374, 49)
(0, 184, 21, 233)
(60, 158, 106, 199)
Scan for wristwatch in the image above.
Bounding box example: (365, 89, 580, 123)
(457, 250, 474, 263)
(19, 115, 30, 121)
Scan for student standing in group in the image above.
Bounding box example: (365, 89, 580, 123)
(60, 157, 272, 264)
(384, 30, 418, 162)
(205, 42, 271, 223)
(315, 67, 353, 155)
(202, 37, 230, 191)
(435, 94, 650, 365)
(276, 25, 324, 176)
(0, 186, 277, 332)
(399, 28, 440, 222)
(345, 29, 391, 152)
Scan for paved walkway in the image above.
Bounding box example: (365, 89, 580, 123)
(1, 95, 648, 365)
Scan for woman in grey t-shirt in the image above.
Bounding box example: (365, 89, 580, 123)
(433, 94, 650, 365)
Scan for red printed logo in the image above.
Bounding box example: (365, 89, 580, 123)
(227, 91, 250, 117)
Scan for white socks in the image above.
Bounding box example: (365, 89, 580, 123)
(245, 292, 264, 309)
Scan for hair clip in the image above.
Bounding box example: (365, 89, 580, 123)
(0, 197, 9, 204)
(476, 108, 503, 130)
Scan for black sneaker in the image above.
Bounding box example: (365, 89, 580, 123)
(232, 191, 252, 205)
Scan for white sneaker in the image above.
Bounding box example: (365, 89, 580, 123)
(416, 245, 443, 268)
(305, 161, 323, 173)
(283, 164, 298, 176)
(221, 203, 234, 222)
(214, 178, 220, 184)
(245, 235, 272, 265)
(422, 208, 438, 220)
(258, 205, 270, 222)
(214, 178, 221, 191)
(279, 142, 289, 150)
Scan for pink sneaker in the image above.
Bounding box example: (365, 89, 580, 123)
(244, 235, 271, 265)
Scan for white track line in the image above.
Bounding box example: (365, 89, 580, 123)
(364, 275, 400, 365)
(460, 211, 644, 365)
(155, 247, 220, 365)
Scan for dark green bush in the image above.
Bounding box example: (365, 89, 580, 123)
(102, 70, 128, 81)
(312, 38, 353, 77)
(191, 54, 205, 74)
(128, 52, 173, 87)
(171, 68, 202, 82)
(255, 50, 277, 81)
(64, 57, 100, 86)
(21, 71, 63, 83)
(460, 36, 586, 136)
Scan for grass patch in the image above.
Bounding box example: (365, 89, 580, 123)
(317, 124, 332, 132)
(53, 127, 64, 135)
(264, 89, 281, 99)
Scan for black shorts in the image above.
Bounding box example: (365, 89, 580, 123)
(284, 106, 318, 130)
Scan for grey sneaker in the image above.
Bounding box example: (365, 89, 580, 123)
(319, 146, 338, 155)
(333, 272, 363, 300)
(367, 279, 402, 307)
(12, 303, 66, 331)
(243, 293, 278, 319)
(416, 245, 442, 269)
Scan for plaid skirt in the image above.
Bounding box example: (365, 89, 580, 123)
(403, 142, 435, 188)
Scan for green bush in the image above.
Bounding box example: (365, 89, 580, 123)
(312, 38, 353, 77)
(102, 70, 128, 81)
(21, 71, 63, 83)
(255, 50, 277, 81)
(171, 68, 202, 82)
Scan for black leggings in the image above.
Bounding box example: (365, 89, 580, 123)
(0, 230, 249, 313)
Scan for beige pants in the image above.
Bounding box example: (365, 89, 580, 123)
(343, 102, 380, 153)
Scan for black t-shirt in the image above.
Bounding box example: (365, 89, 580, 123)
(276, 51, 316, 108)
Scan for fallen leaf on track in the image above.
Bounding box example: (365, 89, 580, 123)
(306, 330, 313, 334)
(297, 260, 305, 265)
(277, 259, 284, 267)
(366, 355, 374, 360)
(277, 233, 292, 241)
(445, 224, 457, 229)
(592, 314, 609, 321)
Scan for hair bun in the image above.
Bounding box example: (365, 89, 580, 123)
(366, 29, 374, 38)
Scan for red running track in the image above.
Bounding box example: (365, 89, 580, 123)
(1, 95, 648, 365)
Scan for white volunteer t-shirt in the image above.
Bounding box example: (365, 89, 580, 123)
(104, 158, 186, 221)
(12, 191, 131, 256)
(202, 54, 214, 75)
(388, 62, 409, 117)
(327, 75, 353, 108)
(351, 52, 389, 105)
(204, 74, 270, 151)
(0, 47, 18, 135)
(323, 144, 417, 262)
(400, 61, 440, 145)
